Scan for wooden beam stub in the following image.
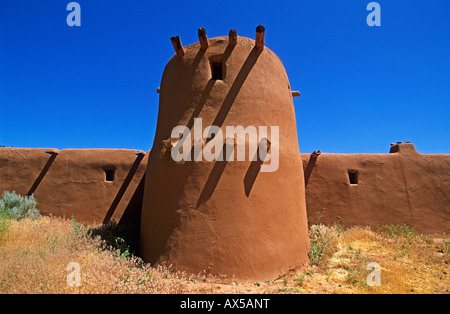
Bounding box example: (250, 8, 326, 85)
(170, 36, 185, 58)
(198, 28, 208, 49)
(229, 29, 237, 46)
(255, 24, 265, 51)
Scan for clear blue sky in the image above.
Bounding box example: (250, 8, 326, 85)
(0, 0, 449, 154)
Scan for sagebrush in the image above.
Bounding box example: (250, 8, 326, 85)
(0, 191, 40, 221)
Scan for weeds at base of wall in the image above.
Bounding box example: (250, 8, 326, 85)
(0, 191, 41, 242)
(377, 224, 418, 240)
(0, 211, 448, 294)
(86, 220, 140, 258)
(285, 223, 449, 294)
(0, 213, 10, 243)
(308, 224, 340, 269)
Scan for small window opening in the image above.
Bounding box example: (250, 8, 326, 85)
(211, 61, 223, 80)
(104, 168, 115, 182)
(348, 171, 359, 185)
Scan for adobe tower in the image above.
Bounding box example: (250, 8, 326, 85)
(140, 26, 310, 280)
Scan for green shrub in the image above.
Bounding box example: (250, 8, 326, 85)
(377, 224, 418, 239)
(308, 224, 339, 268)
(0, 212, 10, 240)
(0, 191, 40, 221)
(87, 220, 139, 258)
(71, 215, 87, 233)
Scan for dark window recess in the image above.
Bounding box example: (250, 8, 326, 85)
(104, 169, 115, 182)
(211, 61, 223, 80)
(348, 171, 359, 185)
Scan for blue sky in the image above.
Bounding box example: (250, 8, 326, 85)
(0, 0, 449, 154)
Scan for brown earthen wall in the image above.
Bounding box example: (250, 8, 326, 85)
(0, 147, 148, 225)
(302, 143, 449, 234)
(0, 144, 448, 243)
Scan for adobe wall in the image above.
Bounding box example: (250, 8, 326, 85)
(0, 147, 148, 225)
(0, 142, 448, 240)
(302, 143, 449, 235)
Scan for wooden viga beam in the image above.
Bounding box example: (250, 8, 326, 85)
(45, 148, 59, 155)
(255, 24, 265, 51)
(198, 27, 208, 49)
(311, 150, 322, 158)
(170, 36, 184, 58)
(229, 29, 237, 46)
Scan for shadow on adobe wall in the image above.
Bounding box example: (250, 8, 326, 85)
(244, 145, 266, 197)
(197, 144, 230, 208)
(85, 153, 148, 257)
(196, 47, 262, 205)
(27, 150, 58, 196)
(212, 46, 261, 129)
(304, 150, 321, 186)
(103, 152, 146, 224)
(302, 143, 449, 235)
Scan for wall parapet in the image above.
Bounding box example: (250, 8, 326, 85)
(0, 147, 148, 225)
(301, 143, 449, 234)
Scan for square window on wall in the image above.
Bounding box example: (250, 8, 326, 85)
(348, 170, 359, 185)
(103, 168, 116, 182)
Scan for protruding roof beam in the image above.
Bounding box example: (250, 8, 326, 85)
(45, 148, 59, 155)
(228, 29, 237, 46)
(292, 91, 301, 97)
(198, 28, 208, 49)
(255, 24, 265, 51)
(311, 150, 322, 158)
(170, 36, 184, 58)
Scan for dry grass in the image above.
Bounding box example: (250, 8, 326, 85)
(276, 224, 449, 294)
(0, 215, 448, 294)
(0, 216, 186, 293)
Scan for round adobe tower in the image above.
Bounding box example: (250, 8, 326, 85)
(140, 27, 310, 281)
